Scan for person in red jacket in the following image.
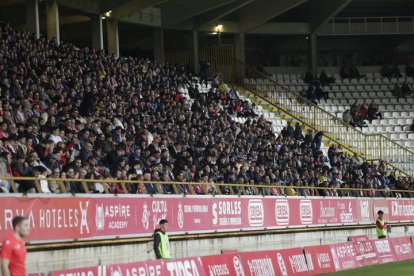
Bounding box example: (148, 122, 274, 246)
(1, 216, 30, 276)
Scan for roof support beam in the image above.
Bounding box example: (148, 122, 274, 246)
(193, 0, 254, 30)
(110, 0, 167, 19)
(309, 0, 352, 33)
(238, 0, 306, 33)
(161, 0, 235, 26)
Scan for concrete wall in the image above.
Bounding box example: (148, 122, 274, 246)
(27, 224, 414, 273)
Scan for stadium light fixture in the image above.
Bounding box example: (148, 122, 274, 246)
(215, 24, 223, 33)
(105, 10, 112, 17)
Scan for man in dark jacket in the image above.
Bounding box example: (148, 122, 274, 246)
(153, 219, 170, 259)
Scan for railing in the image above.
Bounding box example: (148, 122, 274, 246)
(320, 16, 414, 35)
(1, 176, 413, 197)
(230, 59, 414, 176)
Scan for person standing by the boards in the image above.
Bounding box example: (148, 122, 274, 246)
(153, 219, 171, 260)
(376, 210, 387, 239)
(1, 216, 30, 276)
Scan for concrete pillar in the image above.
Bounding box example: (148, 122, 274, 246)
(234, 33, 245, 63)
(153, 27, 164, 64)
(234, 33, 246, 82)
(25, 0, 39, 39)
(46, 0, 60, 44)
(189, 30, 199, 74)
(309, 33, 318, 76)
(106, 19, 119, 57)
(91, 15, 103, 51)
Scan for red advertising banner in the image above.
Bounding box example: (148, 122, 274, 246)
(304, 245, 336, 275)
(354, 239, 379, 266)
(390, 237, 414, 261)
(274, 247, 310, 275)
(0, 196, 413, 244)
(329, 242, 359, 271)
(276, 248, 309, 275)
(372, 199, 389, 221)
(388, 199, 414, 222)
(101, 260, 164, 276)
(348, 235, 369, 242)
(238, 250, 279, 275)
(372, 239, 398, 264)
(199, 253, 245, 276)
(50, 266, 100, 276)
(356, 198, 374, 224)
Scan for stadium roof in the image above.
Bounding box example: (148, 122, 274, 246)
(1, 0, 414, 34)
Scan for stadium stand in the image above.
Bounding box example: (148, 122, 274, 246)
(0, 23, 412, 197)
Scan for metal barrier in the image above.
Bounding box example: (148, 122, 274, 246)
(230, 59, 414, 176)
(0, 176, 413, 197)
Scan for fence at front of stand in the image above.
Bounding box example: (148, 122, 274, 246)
(231, 59, 414, 176)
(0, 176, 414, 197)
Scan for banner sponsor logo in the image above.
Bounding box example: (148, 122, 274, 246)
(248, 200, 264, 227)
(165, 259, 201, 276)
(360, 200, 370, 220)
(276, 253, 288, 276)
(232, 256, 245, 276)
(299, 200, 313, 224)
(247, 257, 276, 276)
(275, 199, 289, 225)
(177, 203, 184, 229)
(288, 254, 308, 273)
(339, 202, 354, 223)
(212, 201, 242, 227)
(141, 202, 150, 230)
(391, 201, 414, 218)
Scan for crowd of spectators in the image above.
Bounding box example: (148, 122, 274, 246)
(0, 23, 412, 197)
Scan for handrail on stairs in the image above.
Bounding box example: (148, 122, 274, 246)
(230, 58, 414, 176)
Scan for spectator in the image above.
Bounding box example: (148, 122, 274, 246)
(343, 109, 354, 126)
(401, 82, 412, 98)
(392, 84, 403, 98)
(368, 103, 383, 123)
(319, 70, 334, 86)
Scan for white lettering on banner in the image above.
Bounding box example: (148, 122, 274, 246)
(183, 205, 208, 213)
(142, 202, 150, 230)
(276, 253, 288, 276)
(2, 201, 90, 235)
(166, 260, 200, 276)
(95, 204, 131, 231)
(375, 240, 392, 254)
(288, 254, 308, 273)
(232, 256, 245, 276)
(317, 253, 332, 269)
(330, 248, 340, 270)
(101, 264, 162, 276)
(109, 266, 122, 276)
(177, 204, 184, 229)
(339, 202, 354, 223)
(300, 200, 313, 224)
(212, 201, 242, 226)
(391, 201, 414, 217)
(58, 272, 95, 276)
(360, 200, 370, 220)
(208, 264, 230, 276)
(247, 258, 275, 276)
(96, 204, 105, 230)
(334, 244, 357, 258)
(275, 200, 289, 225)
(152, 201, 168, 230)
(394, 243, 412, 255)
(248, 200, 264, 227)
(319, 202, 335, 218)
(80, 202, 90, 234)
